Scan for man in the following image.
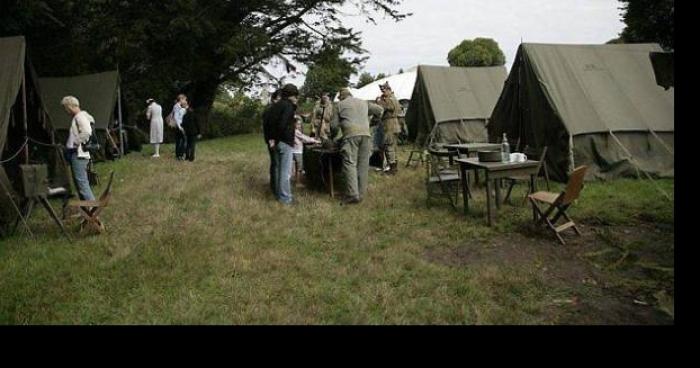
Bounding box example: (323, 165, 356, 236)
(311, 92, 333, 140)
(331, 88, 384, 205)
(61, 96, 96, 201)
(377, 82, 402, 175)
(262, 90, 281, 195)
(181, 100, 202, 162)
(173, 94, 188, 160)
(266, 84, 299, 205)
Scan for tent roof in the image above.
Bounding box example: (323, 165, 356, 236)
(0, 36, 26, 149)
(350, 68, 418, 101)
(39, 71, 120, 130)
(416, 64, 507, 123)
(521, 43, 674, 135)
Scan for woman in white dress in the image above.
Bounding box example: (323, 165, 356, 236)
(146, 98, 164, 157)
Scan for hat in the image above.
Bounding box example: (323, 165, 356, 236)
(146, 98, 155, 104)
(379, 82, 392, 91)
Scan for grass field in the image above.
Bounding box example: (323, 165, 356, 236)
(0, 134, 674, 324)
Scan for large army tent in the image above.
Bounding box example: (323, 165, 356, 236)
(406, 65, 507, 146)
(1, 36, 69, 232)
(39, 71, 124, 158)
(348, 67, 418, 101)
(489, 43, 674, 182)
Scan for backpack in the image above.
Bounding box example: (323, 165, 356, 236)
(166, 110, 177, 128)
(77, 121, 101, 154)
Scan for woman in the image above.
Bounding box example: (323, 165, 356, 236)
(146, 98, 163, 157)
(61, 96, 96, 201)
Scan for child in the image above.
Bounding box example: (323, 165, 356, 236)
(292, 116, 320, 181)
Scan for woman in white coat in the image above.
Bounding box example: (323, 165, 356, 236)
(146, 98, 164, 157)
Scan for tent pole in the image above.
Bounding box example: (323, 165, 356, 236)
(22, 72, 29, 165)
(117, 86, 124, 157)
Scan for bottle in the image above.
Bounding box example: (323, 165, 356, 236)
(501, 133, 510, 162)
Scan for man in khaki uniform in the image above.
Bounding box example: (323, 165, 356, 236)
(311, 93, 333, 140)
(377, 82, 402, 175)
(331, 88, 384, 204)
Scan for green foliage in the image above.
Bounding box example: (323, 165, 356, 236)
(1, 0, 408, 135)
(301, 47, 361, 99)
(356, 72, 376, 88)
(207, 89, 264, 139)
(619, 0, 674, 50)
(447, 37, 506, 67)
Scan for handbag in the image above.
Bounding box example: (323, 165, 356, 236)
(87, 160, 100, 186)
(76, 121, 101, 153)
(166, 110, 177, 128)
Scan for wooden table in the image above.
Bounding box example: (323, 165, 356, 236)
(304, 146, 341, 198)
(456, 158, 540, 226)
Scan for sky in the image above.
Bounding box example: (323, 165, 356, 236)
(266, 0, 626, 88)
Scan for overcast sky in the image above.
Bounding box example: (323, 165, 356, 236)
(269, 0, 626, 87)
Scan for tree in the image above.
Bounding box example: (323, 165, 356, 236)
(447, 37, 506, 67)
(356, 72, 376, 88)
(375, 73, 388, 80)
(2, 0, 408, 135)
(302, 46, 362, 99)
(618, 0, 674, 50)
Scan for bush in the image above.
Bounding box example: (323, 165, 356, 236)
(206, 95, 264, 139)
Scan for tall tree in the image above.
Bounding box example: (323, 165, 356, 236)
(302, 46, 363, 99)
(2, 0, 408, 134)
(356, 72, 376, 88)
(447, 37, 506, 67)
(618, 0, 674, 50)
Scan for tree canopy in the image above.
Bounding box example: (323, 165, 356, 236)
(301, 46, 361, 99)
(447, 37, 506, 67)
(618, 0, 674, 50)
(2, 0, 408, 133)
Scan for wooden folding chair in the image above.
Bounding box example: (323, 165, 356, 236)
(504, 146, 550, 205)
(66, 171, 115, 234)
(426, 148, 462, 210)
(528, 166, 587, 245)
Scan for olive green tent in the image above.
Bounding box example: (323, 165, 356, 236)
(1, 36, 69, 233)
(406, 65, 507, 147)
(489, 43, 674, 182)
(39, 71, 124, 158)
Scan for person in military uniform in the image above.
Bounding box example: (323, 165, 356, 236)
(377, 82, 402, 175)
(330, 88, 384, 204)
(311, 92, 333, 141)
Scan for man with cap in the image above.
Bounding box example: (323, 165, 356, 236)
(331, 88, 384, 204)
(311, 92, 333, 141)
(377, 82, 402, 175)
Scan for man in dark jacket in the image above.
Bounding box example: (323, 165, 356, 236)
(181, 103, 201, 162)
(265, 84, 299, 205)
(262, 90, 281, 195)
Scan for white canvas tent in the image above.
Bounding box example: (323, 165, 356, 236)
(345, 67, 418, 101)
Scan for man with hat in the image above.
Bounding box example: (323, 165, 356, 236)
(331, 88, 384, 204)
(377, 82, 402, 175)
(311, 92, 334, 141)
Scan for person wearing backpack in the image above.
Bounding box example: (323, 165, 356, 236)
(61, 95, 96, 201)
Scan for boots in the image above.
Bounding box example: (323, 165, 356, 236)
(387, 163, 398, 175)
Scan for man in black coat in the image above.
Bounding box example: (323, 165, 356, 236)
(262, 90, 281, 195)
(181, 103, 202, 162)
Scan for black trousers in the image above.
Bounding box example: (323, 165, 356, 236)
(175, 129, 187, 159)
(186, 135, 197, 161)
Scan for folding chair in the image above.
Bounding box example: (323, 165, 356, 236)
(504, 146, 550, 205)
(66, 171, 115, 234)
(528, 166, 587, 245)
(426, 148, 462, 210)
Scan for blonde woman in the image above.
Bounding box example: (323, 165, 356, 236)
(61, 96, 96, 201)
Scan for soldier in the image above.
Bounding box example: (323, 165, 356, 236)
(311, 92, 333, 140)
(331, 88, 384, 205)
(377, 82, 402, 175)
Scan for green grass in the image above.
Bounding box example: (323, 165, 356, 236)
(0, 134, 674, 324)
